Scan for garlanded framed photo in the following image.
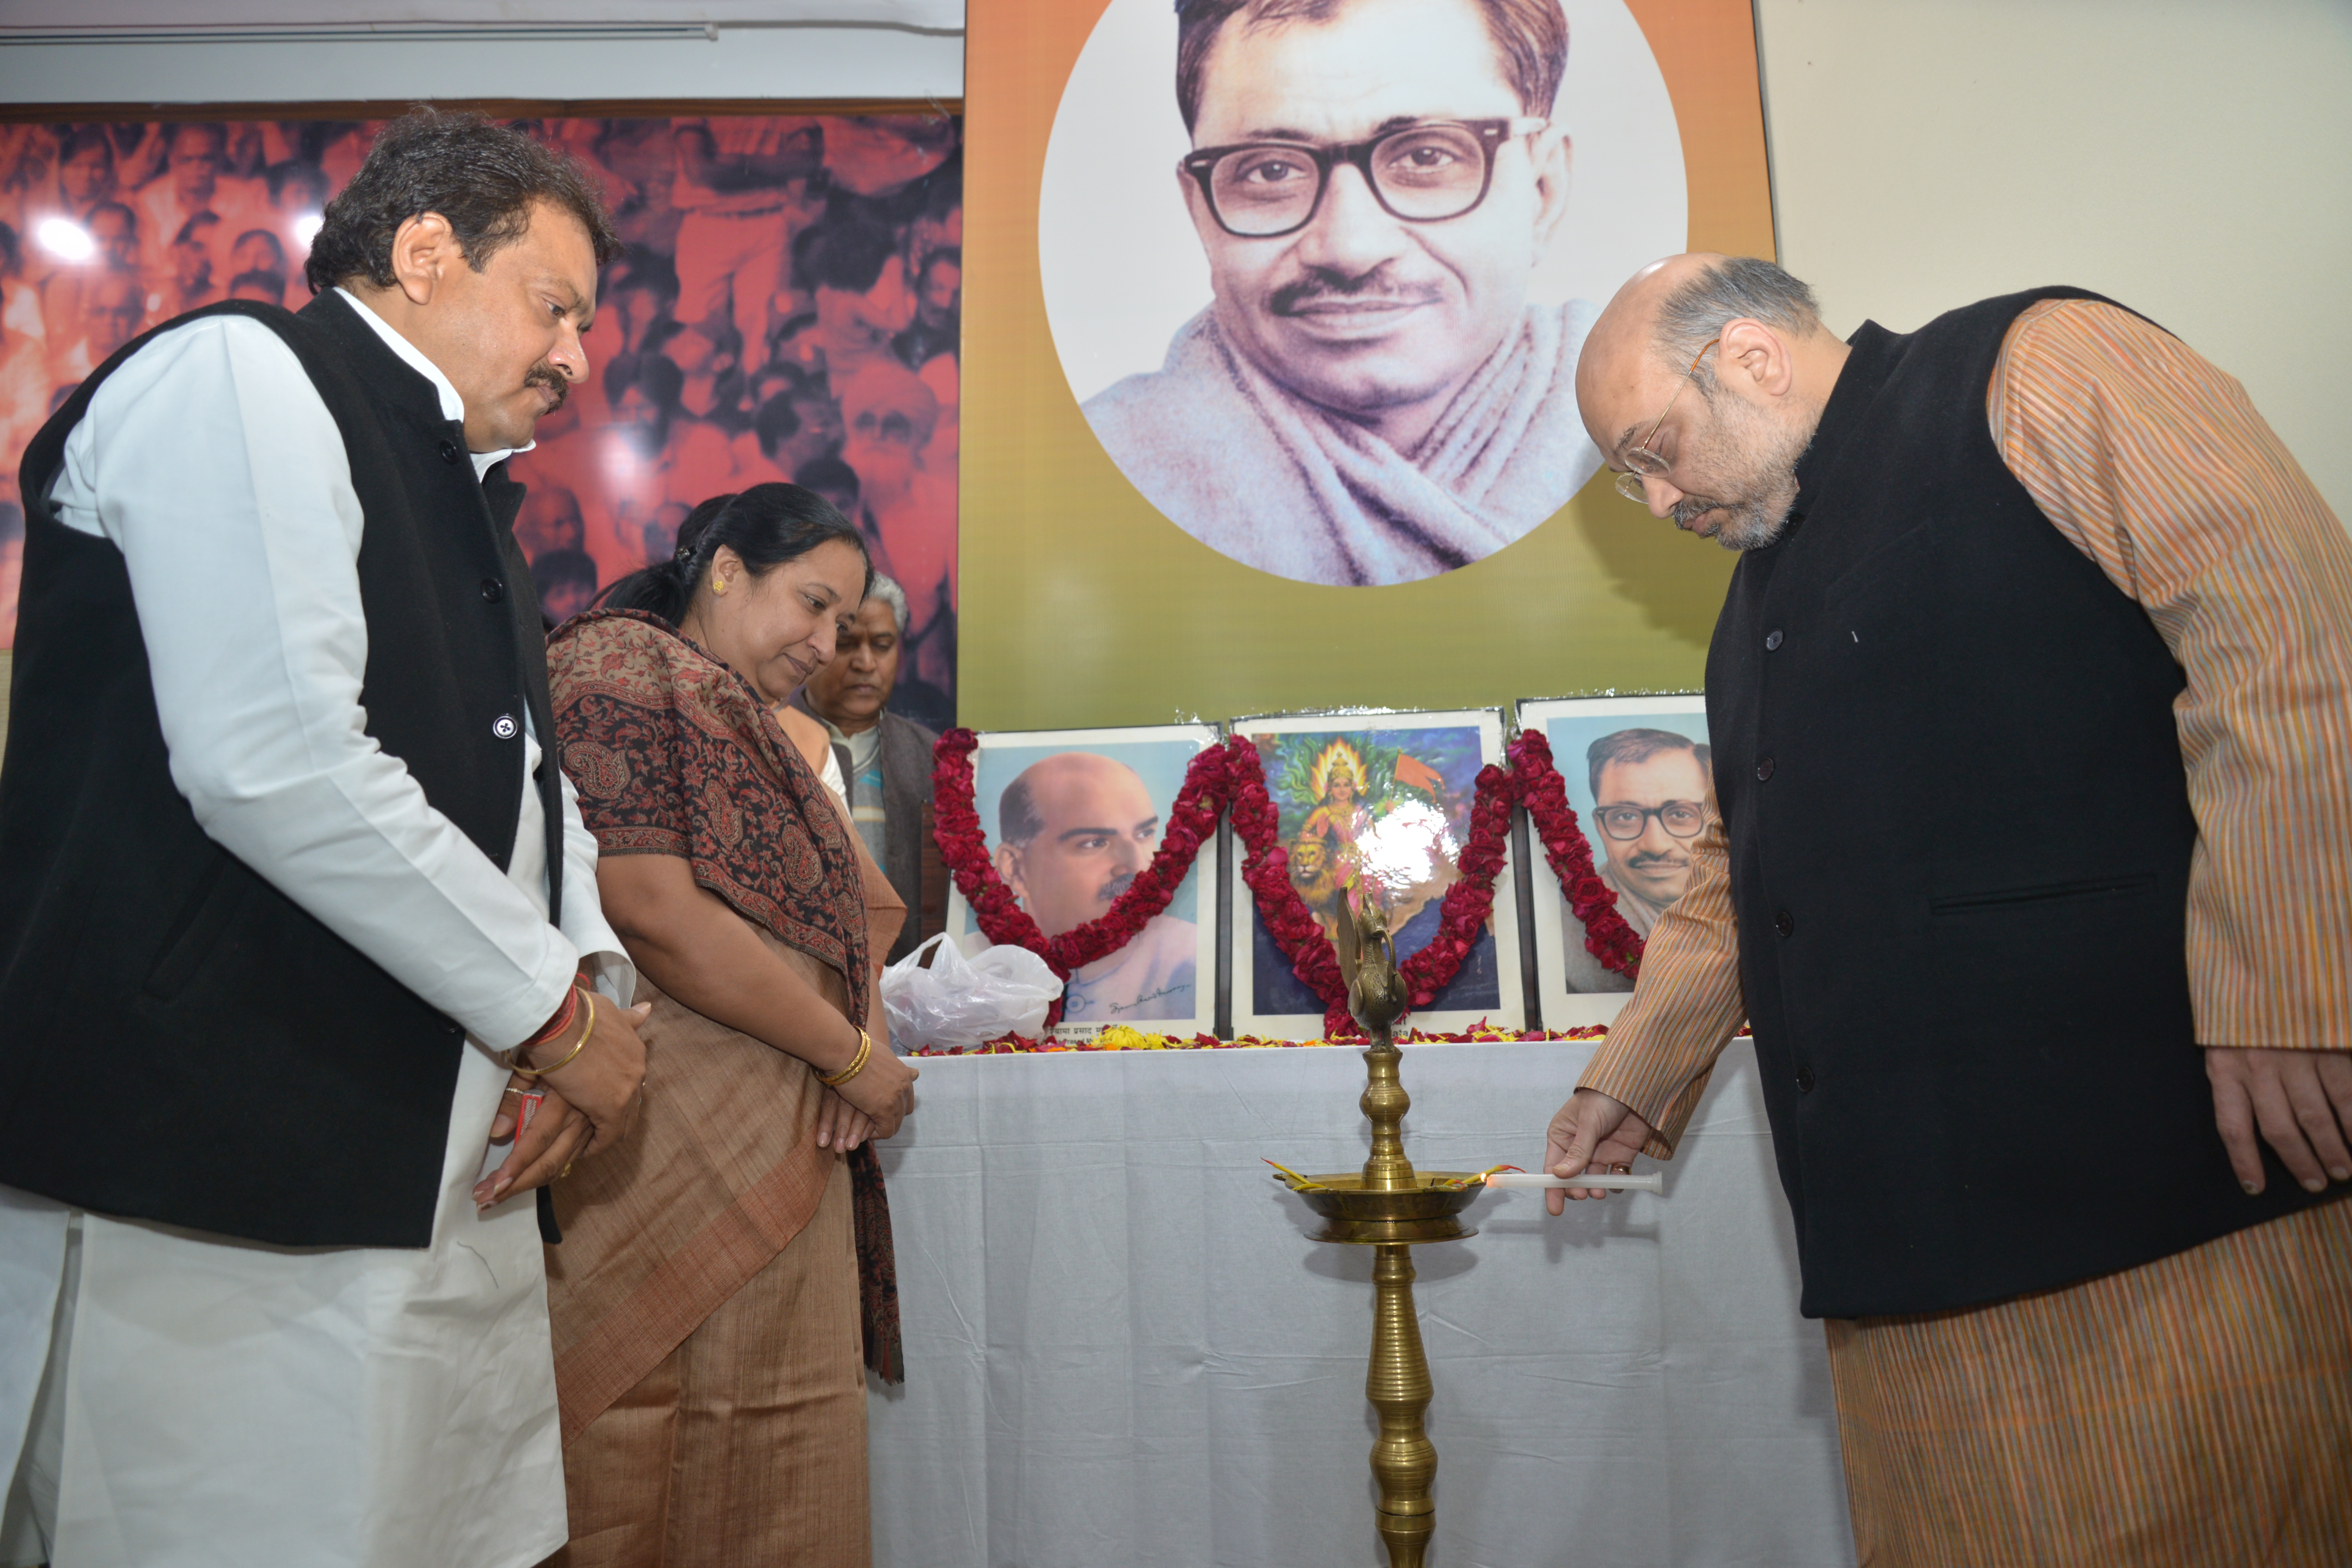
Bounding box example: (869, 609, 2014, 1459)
(942, 722, 1222, 1037)
(1230, 708, 1522, 1040)
(1517, 693, 1708, 1026)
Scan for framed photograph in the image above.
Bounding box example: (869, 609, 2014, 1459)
(1230, 709, 1522, 1040)
(944, 722, 1221, 1037)
(1517, 694, 1709, 1027)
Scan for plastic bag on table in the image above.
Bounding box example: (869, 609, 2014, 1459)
(880, 933, 1062, 1050)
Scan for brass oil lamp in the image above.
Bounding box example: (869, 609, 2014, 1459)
(1270, 894, 1483, 1568)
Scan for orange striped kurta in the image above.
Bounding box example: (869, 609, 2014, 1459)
(1579, 299, 2352, 1565)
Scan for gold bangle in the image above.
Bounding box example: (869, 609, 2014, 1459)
(514, 990, 595, 1078)
(818, 1027, 872, 1088)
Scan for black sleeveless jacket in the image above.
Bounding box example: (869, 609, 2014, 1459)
(0, 292, 562, 1248)
(1708, 287, 2335, 1318)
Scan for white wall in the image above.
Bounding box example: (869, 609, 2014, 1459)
(1754, 0, 2352, 523)
(0, 17, 964, 104)
(1, 0, 2343, 514)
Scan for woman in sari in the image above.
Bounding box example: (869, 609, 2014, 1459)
(543, 483, 919, 1567)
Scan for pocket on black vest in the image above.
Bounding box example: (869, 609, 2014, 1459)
(1928, 873, 2155, 915)
(1822, 517, 1934, 608)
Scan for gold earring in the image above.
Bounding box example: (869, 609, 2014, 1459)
(710, 574, 729, 596)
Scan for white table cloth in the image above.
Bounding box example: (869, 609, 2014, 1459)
(867, 1037, 1856, 1567)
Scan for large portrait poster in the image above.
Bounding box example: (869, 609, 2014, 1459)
(0, 108, 962, 728)
(962, 0, 1773, 730)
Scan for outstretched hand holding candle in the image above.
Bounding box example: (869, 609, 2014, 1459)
(1543, 1087, 1659, 1215)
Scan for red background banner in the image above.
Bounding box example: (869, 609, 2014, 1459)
(0, 106, 963, 728)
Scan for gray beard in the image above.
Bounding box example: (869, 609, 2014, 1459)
(1673, 399, 1816, 552)
(1708, 464, 1801, 551)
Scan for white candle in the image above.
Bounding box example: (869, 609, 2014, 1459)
(1483, 1171, 1662, 1193)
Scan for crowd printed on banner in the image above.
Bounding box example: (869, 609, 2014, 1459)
(0, 114, 963, 731)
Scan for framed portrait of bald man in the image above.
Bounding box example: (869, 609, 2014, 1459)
(1516, 694, 1709, 1027)
(1038, 0, 1687, 586)
(1230, 708, 1523, 1040)
(942, 723, 1223, 1038)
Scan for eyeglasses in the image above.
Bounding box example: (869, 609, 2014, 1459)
(1612, 338, 1720, 504)
(1594, 801, 1707, 841)
(1180, 117, 1547, 240)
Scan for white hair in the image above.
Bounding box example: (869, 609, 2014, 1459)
(864, 572, 910, 635)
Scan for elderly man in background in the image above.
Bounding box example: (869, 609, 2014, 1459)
(1546, 254, 2352, 1565)
(0, 112, 650, 1568)
(996, 753, 1200, 1024)
(793, 571, 941, 962)
(1084, 0, 1596, 586)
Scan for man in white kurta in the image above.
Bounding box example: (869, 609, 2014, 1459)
(0, 176, 634, 1568)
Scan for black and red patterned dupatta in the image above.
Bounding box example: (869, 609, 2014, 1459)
(549, 608, 871, 1011)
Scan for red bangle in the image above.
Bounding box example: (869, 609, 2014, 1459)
(520, 985, 581, 1051)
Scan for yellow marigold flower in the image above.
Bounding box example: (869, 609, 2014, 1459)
(1094, 1025, 1171, 1051)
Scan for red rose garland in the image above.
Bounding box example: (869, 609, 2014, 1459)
(1223, 737, 1356, 1037)
(932, 728, 1054, 964)
(931, 729, 1231, 1027)
(930, 726, 1642, 1033)
(1508, 728, 1644, 979)
(1396, 761, 1516, 1009)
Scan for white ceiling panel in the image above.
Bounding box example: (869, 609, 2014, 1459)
(0, 0, 965, 35)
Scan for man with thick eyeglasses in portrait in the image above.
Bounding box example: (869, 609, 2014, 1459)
(1083, 0, 1595, 586)
(1586, 727, 1711, 938)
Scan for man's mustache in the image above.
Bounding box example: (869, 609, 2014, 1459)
(1625, 850, 1689, 871)
(1269, 268, 1443, 318)
(1098, 871, 1136, 903)
(524, 363, 570, 410)
(1672, 495, 1724, 530)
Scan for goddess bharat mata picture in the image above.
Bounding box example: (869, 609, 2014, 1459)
(1238, 716, 1517, 1031)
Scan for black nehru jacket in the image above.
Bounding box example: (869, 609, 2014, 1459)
(1707, 287, 2339, 1319)
(0, 291, 565, 1249)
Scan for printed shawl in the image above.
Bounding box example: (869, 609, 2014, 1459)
(554, 608, 870, 1005)
(1082, 300, 1600, 586)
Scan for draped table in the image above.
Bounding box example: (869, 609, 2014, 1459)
(866, 1037, 1857, 1568)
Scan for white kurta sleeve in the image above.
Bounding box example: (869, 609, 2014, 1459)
(47, 314, 579, 1048)
(556, 766, 635, 1005)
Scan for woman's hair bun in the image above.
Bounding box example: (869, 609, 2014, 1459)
(673, 493, 736, 562)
